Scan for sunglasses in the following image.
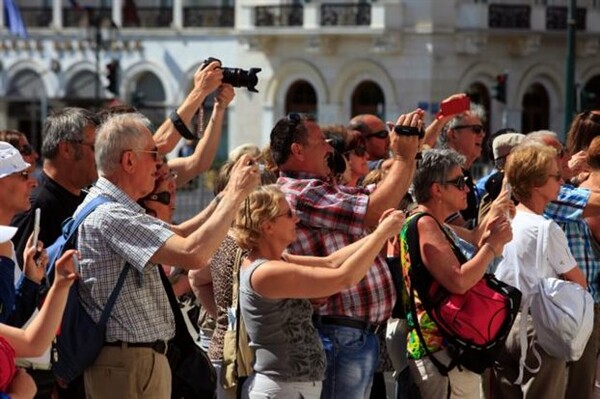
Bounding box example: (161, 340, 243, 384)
(274, 208, 294, 219)
(453, 125, 484, 134)
(145, 191, 171, 205)
(19, 144, 34, 156)
(442, 175, 468, 190)
(366, 130, 389, 140)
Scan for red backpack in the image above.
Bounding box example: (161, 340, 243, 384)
(401, 212, 521, 375)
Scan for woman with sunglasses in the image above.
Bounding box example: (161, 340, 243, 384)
(400, 148, 512, 398)
(233, 185, 405, 399)
(492, 143, 587, 398)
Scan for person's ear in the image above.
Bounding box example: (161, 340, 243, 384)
(290, 142, 304, 160)
(120, 150, 136, 172)
(58, 141, 74, 160)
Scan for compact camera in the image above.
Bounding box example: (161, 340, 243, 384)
(202, 57, 261, 93)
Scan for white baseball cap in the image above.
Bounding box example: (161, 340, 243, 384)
(0, 225, 17, 243)
(0, 141, 30, 179)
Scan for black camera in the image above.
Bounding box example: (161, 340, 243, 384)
(393, 125, 424, 139)
(203, 57, 261, 93)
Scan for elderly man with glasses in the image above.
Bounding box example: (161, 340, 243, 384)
(271, 110, 421, 399)
(73, 113, 258, 398)
(437, 105, 487, 229)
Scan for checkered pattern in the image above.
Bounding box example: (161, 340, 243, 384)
(544, 185, 600, 302)
(76, 178, 176, 342)
(278, 172, 395, 324)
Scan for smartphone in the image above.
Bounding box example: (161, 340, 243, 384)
(440, 96, 470, 116)
(72, 253, 81, 274)
(32, 208, 41, 250)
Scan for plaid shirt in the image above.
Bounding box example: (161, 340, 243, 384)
(278, 171, 395, 324)
(77, 178, 176, 342)
(544, 185, 600, 302)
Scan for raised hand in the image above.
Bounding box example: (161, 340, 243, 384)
(377, 209, 407, 239)
(193, 61, 224, 97)
(214, 84, 235, 110)
(390, 109, 424, 160)
(23, 235, 46, 285)
(53, 249, 78, 290)
(225, 154, 261, 200)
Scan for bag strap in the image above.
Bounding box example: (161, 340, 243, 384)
(404, 213, 456, 378)
(98, 263, 130, 326)
(64, 196, 112, 242)
(231, 248, 244, 310)
(513, 218, 549, 384)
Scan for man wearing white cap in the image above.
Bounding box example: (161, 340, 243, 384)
(0, 142, 45, 326)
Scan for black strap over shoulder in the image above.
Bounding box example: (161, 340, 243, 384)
(404, 212, 459, 378)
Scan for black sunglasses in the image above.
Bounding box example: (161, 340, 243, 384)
(453, 125, 484, 134)
(442, 175, 468, 190)
(366, 130, 389, 139)
(146, 191, 171, 205)
(19, 144, 34, 156)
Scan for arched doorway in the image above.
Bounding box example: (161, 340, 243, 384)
(64, 70, 99, 110)
(581, 75, 600, 112)
(521, 83, 550, 134)
(351, 81, 384, 119)
(129, 71, 167, 128)
(6, 70, 47, 151)
(285, 80, 317, 116)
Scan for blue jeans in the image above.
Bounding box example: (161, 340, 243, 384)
(317, 324, 379, 399)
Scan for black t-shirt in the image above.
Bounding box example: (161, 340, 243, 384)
(11, 171, 86, 267)
(460, 169, 478, 224)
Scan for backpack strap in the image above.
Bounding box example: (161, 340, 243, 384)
(46, 195, 112, 280)
(404, 213, 457, 378)
(98, 264, 130, 326)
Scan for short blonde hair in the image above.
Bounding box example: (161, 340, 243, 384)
(234, 185, 287, 250)
(505, 143, 557, 202)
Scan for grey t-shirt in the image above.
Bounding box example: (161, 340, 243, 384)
(239, 258, 326, 382)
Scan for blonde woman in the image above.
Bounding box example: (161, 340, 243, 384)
(234, 185, 405, 399)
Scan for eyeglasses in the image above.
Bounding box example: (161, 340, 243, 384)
(547, 173, 563, 182)
(12, 170, 30, 181)
(145, 191, 171, 205)
(453, 125, 484, 134)
(442, 175, 468, 190)
(126, 148, 162, 162)
(19, 144, 34, 156)
(274, 208, 294, 219)
(366, 130, 389, 140)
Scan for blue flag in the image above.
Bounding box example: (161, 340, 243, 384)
(4, 0, 28, 38)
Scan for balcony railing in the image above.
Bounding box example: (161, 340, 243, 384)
(122, 7, 172, 28)
(19, 7, 52, 28)
(183, 7, 235, 28)
(546, 6, 586, 30)
(63, 7, 112, 28)
(488, 4, 530, 29)
(255, 5, 303, 27)
(321, 3, 371, 26)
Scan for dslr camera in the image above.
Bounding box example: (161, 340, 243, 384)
(202, 57, 261, 93)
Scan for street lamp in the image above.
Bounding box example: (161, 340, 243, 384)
(86, 10, 118, 109)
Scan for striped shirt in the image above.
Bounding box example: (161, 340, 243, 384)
(76, 177, 176, 342)
(278, 171, 395, 324)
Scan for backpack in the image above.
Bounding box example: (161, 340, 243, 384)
(44, 196, 130, 385)
(401, 212, 521, 375)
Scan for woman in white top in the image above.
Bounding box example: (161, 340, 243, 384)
(493, 142, 587, 398)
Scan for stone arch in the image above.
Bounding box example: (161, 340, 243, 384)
(331, 59, 397, 122)
(125, 61, 175, 108)
(4, 60, 53, 98)
(264, 59, 328, 121)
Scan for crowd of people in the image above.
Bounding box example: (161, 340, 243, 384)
(0, 63, 600, 399)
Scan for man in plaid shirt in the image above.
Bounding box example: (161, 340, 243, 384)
(270, 111, 422, 398)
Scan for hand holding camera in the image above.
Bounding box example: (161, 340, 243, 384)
(390, 109, 424, 161)
(201, 57, 261, 93)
